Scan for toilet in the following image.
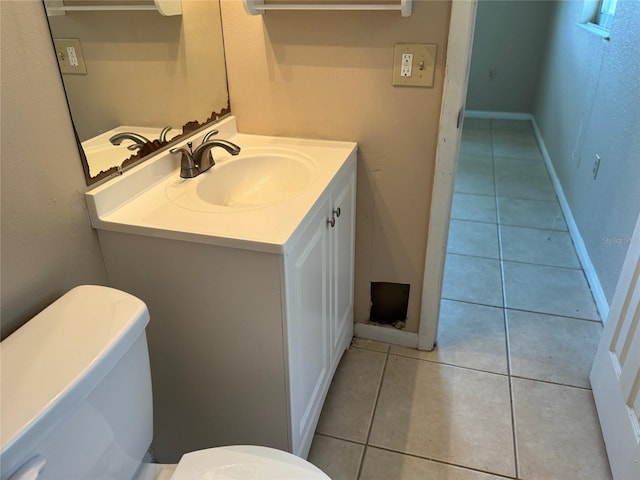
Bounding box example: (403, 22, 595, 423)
(0, 286, 330, 480)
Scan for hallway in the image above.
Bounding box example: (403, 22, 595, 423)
(307, 118, 612, 479)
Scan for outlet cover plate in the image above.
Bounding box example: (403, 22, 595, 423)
(53, 38, 87, 75)
(393, 43, 437, 87)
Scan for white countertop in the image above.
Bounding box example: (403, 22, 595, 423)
(86, 117, 357, 254)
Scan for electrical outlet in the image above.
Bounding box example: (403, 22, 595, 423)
(400, 53, 413, 77)
(393, 44, 437, 87)
(53, 38, 87, 75)
(593, 154, 601, 180)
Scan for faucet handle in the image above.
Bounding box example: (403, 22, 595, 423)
(170, 147, 199, 178)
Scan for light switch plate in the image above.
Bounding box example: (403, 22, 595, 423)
(393, 43, 437, 87)
(53, 38, 87, 75)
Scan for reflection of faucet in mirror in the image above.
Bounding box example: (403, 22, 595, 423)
(171, 139, 241, 179)
(109, 126, 174, 151)
(109, 132, 151, 151)
(159, 126, 172, 143)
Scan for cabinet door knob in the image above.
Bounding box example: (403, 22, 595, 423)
(327, 217, 336, 228)
(333, 207, 341, 218)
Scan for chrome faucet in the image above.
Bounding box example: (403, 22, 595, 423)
(170, 140, 241, 178)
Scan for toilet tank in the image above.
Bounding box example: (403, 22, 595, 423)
(0, 286, 152, 480)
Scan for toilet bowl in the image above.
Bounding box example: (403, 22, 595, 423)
(0, 286, 330, 480)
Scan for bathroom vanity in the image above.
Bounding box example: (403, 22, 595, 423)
(86, 117, 356, 462)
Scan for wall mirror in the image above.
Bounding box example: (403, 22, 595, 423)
(44, 0, 230, 185)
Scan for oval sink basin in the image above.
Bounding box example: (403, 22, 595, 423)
(166, 148, 317, 212)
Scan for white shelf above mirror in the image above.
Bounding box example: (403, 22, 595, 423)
(243, 0, 412, 17)
(45, 0, 182, 17)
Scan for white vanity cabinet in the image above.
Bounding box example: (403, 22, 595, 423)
(90, 130, 357, 462)
(284, 164, 356, 453)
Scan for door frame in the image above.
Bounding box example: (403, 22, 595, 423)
(418, 0, 478, 350)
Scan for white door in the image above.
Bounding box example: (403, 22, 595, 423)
(285, 195, 331, 456)
(590, 213, 640, 480)
(331, 170, 356, 366)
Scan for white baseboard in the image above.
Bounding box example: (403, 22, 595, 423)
(354, 322, 418, 348)
(531, 118, 610, 321)
(465, 110, 533, 121)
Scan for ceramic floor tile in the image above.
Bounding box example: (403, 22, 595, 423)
(500, 225, 581, 269)
(507, 309, 602, 388)
(456, 154, 495, 195)
(447, 219, 500, 259)
(491, 119, 535, 134)
(497, 197, 567, 231)
(452, 193, 497, 224)
(460, 128, 492, 156)
(391, 299, 507, 374)
(494, 158, 556, 201)
(463, 118, 492, 131)
(359, 447, 511, 480)
(369, 356, 515, 477)
(494, 175, 556, 202)
(307, 435, 364, 480)
(442, 254, 503, 307)
(492, 141, 542, 161)
(315, 347, 386, 443)
(455, 171, 496, 196)
(351, 337, 390, 353)
(513, 378, 612, 480)
(458, 153, 494, 175)
(493, 155, 545, 173)
(502, 261, 600, 320)
(492, 128, 542, 160)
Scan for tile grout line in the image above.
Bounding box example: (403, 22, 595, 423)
(446, 250, 583, 271)
(439, 297, 602, 323)
(492, 119, 520, 479)
(364, 444, 519, 480)
(312, 432, 365, 447)
(355, 346, 390, 480)
(510, 375, 593, 391)
(386, 347, 595, 391)
(389, 350, 510, 377)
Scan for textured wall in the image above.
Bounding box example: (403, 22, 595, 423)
(1, 0, 108, 339)
(220, 0, 452, 332)
(467, 0, 553, 113)
(535, 0, 640, 303)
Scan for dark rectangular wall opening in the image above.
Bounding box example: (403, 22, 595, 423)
(370, 282, 410, 325)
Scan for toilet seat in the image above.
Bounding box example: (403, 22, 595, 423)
(170, 445, 330, 480)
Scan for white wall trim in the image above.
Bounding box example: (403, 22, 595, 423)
(531, 117, 610, 321)
(418, 0, 478, 351)
(465, 110, 533, 121)
(354, 322, 418, 348)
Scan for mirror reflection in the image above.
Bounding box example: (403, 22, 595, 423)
(45, 0, 230, 184)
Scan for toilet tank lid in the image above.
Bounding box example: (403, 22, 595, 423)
(0, 285, 149, 454)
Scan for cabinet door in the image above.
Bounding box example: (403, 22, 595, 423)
(330, 170, 356, 367)
(285, 197, 332, 456)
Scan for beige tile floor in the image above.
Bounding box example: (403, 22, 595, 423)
(308, 119, 612, 480)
